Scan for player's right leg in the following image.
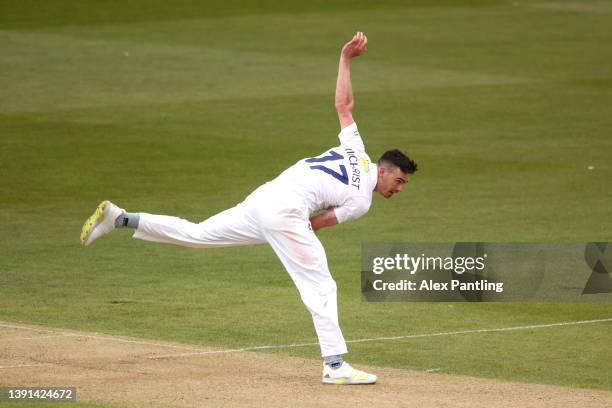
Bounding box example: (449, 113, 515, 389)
(133, 203, 265, 248)
(80, 200, 266, 248)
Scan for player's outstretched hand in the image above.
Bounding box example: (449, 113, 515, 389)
(341, 31, 368, 59)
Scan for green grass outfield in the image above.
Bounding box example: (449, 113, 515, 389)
(1, 0, 611, 404)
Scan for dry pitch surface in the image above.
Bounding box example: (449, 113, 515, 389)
(0, 322, 610, 408)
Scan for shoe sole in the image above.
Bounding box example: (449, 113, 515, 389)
(322, 378, 377, 385)
(80, 200, 109, 246)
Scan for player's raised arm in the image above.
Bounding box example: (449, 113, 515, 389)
(335, 32, 368, 129)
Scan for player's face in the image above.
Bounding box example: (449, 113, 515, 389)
(376, 166, 409, 199)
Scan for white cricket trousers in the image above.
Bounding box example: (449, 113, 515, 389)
(132, 184, 348, 357)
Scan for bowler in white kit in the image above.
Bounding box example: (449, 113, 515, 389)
(80, 32, 417, 385)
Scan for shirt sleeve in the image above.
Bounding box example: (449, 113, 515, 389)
(337, 122, 365, 152)
(333, 196, 371, 224)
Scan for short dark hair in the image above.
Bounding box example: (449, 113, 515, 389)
(378, 149, 418, 174)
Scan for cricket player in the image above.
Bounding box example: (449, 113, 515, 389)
(80, 32, 417, 384)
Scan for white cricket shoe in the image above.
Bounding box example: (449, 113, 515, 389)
(322, 362, 377, 385)
(80, 200, 124, 246)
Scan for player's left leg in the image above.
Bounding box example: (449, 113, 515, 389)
(255, 207, 377, 384)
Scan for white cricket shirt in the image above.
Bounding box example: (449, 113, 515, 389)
(268, 122, 378, 223)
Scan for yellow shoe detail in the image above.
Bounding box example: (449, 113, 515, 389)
(80, 200, 109, 246)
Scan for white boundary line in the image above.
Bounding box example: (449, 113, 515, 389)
(2, 318, 611, 361)
(0, 333, 77, 342)
(69, 333, 207, 352)
(0, 322, 209, 352)
(150, 317, 612, 360)
(0, 322, 59, 333)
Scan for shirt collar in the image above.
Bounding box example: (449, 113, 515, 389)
(369, 163, 378, 191)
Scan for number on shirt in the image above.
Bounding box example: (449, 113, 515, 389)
(306, 150, 348, 185)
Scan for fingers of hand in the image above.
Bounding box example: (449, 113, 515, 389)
(346, 31, 367, 55)
(356, 31, 367, 51)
